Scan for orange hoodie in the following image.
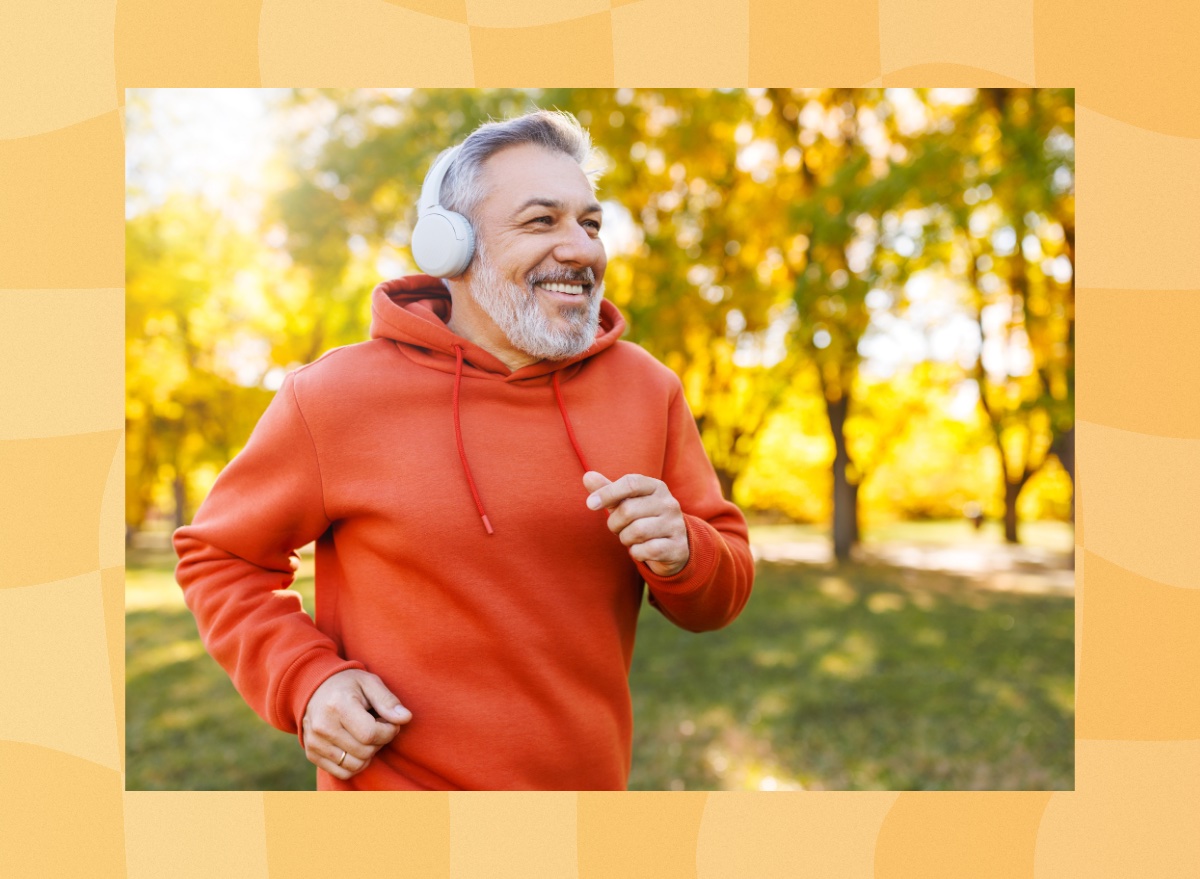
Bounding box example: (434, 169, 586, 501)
(174, 275, 754, 790)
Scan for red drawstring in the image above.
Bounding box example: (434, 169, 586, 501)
(552, 370, 591, 473)
(451, 349, 591, 536)
(453, 345, 493, 535)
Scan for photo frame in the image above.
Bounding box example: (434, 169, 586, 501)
(2, 1, 1197, 875)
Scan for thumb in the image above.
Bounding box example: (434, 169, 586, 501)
(358, 674, 412, 724)
(582, 470, 611, 494)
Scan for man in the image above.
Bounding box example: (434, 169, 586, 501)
(174, 110, 754, 791)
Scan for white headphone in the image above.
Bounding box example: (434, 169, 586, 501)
(411, 146, 476, 278)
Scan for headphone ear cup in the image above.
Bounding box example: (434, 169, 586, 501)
(412, 208, 475, 278)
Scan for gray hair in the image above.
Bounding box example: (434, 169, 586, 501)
(433, 110, 599, 224)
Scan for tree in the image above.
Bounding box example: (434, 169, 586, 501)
(758, 88, 952, 560)
(918, 88, 1075, 542)
(125, 197, 274, 533)
(133, 88, 1074, 549)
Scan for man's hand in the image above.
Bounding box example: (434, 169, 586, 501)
(583, 471, 690, 577)
(301, 669, 412, 780)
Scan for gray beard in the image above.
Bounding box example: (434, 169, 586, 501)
(467, 242, 604, 361)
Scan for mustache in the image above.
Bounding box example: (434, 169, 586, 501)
(528, 267, 596, 287)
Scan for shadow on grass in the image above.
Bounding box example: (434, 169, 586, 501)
(627, 560, 1074, 791)
(126, 603, 315, 791)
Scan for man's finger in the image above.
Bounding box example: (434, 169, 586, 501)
(367, 720, 401, 747)
(585, 472, 656, 511)
(581, 470, 611, 496)
(314, 749, 365, 781)
(630, 539, 689, 576)
(629, 536, 680, 562)
(358, 674, 413, 725)
(605, 495, 668, 535)
(318, 759, 352, 781)
(341, 704, 401, 748)
(614, 514, 671, 548)
(318, 728, 380, 763)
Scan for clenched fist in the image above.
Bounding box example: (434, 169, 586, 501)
(301, 669, 411, 780)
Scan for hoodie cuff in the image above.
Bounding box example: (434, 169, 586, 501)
(637, 515, 719, 598)
(275, 648, 366, 743)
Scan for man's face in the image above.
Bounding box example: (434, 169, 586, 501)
(463, 143, 607, 361)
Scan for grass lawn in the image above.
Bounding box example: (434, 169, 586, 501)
(626, 557, 1073, 790)
(126, 527, 1073, 791)
(126, 548, 319, 790)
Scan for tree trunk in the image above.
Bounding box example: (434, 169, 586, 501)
(833, 472, 859, 561)
(826, 393, 860, 562)
(1004, 480, 1022, 544)
(1053, 425, 1075, 524)
(1053, 425, 1076, 568)
(173, 472, 188, 531)
(714, 466, 736, 502)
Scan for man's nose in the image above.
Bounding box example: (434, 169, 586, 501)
(553, 222, 603, 267)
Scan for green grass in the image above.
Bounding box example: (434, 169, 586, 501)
(127, 534, 1074, 791)
(126, 549, 318, 790)
(626, 559, 1073, 790)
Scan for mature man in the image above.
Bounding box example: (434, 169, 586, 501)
(175, 110, 754, 791)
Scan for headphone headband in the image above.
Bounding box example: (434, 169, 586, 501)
(419, 146, 460, 216)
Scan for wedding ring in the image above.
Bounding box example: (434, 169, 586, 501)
(337, 749, 347, 767)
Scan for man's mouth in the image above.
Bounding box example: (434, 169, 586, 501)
(535, 281, 590, 297)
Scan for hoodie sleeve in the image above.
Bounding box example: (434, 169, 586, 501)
(173, 372, 364, 737)
(636, 380, 755, 632)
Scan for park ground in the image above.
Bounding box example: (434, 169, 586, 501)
(126, 520, 1074, 791)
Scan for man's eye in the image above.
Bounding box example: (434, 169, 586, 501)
(531, 216, 553, 225)
(584, 220, 601, 231)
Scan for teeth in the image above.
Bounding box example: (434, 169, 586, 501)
(539, 282, 585, 295)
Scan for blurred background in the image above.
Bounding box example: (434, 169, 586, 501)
(125, 88, 1074, 791)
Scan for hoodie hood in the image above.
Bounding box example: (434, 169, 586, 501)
(369, 274, 626, 380)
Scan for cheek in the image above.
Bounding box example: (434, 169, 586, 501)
(513, 251, 550, 282)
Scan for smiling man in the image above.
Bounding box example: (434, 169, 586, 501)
(174, 110, 754, 791)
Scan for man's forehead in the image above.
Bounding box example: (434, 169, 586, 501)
(478, 144, 597, 212)
(513, 196, 603, 215)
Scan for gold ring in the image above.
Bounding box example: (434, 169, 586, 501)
(337, 749, 347, 767)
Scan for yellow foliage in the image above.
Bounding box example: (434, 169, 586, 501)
(737, 390, 833, 522)
(1018, 454, 1074, 521)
